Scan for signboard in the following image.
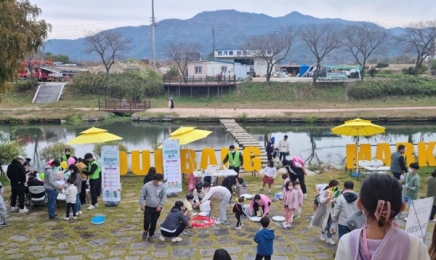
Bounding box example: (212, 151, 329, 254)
(101, 146, 121, 202)
(162, 139, 182, 193)
(405, 197, 434, 242)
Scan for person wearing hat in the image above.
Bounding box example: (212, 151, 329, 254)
(278, 135, 290, 161)
(399, 162, 421, 221)
(84, 153, 101, 210)
(6, 156, 28, 213)
(61, 148, 74, 162)
(266, 137, 275, 161)
(222, 145, 243, 176)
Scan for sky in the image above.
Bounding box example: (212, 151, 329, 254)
(32, 0, 436, 39)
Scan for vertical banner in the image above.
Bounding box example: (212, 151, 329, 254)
(101, 146, 121, 202)
(405, 197, 434, 242)
(162, 139, 182, 193)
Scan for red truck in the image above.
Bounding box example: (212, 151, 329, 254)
(17, 60, 64, 81)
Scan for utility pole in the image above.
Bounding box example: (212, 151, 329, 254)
(151, 0, 157, 71)
(212, 28, 215, 58)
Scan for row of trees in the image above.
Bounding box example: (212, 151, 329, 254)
(166, 21, 436, 84)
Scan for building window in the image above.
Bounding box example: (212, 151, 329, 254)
(221, 66, 227, 73)
(195, 66, 202, 74)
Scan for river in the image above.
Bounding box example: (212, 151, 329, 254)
(1, 121, 435, 171)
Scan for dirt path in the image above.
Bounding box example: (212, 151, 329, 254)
(146, 106, 436, 117)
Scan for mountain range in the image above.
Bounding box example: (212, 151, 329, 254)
(44, 9, 406, 64)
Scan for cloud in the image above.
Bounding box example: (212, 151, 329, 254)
(32, 0, 436, 39)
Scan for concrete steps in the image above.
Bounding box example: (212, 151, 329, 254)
(33, 83, 66, 103)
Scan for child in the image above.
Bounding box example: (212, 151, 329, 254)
(253, 217, 275, 260)
(62, 178, 78, 220)
(282, 173, 290, 192)
(0, 181, 8, 227)
(183, 194, 194, 222)
(293, 181, 304, 220)
(233, 196, 247, 229)
(335, 174, 430, 260)
(283, 181, 294, 228)
(260, 160, 277, 194)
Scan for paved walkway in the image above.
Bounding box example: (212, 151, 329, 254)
(146, 106, 436, 118)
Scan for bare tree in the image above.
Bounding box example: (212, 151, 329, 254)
(84, 29, 132, 74)
(300, 23, 341, 83)
(166, 42, 202, 83)
(341, 23, 390, 81)
(241, 25, 298, 84)
(397, 20, 436, 69)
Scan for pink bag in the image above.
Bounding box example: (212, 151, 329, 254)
(187, 173, 197, 192)
(292, 156, 305, 168)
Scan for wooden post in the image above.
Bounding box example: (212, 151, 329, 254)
(233, 75, 236, 84)
(130, 100, 132, 111)
(179, 86, 180, 97)
(208, 86, 209, 99)
(191, 86, 193, 99)
(179, 75, 181, 84)
(98, 99, 100, 110)
(217, 86, 219, 98)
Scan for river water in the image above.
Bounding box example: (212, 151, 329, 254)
(1, 121, 435, 171)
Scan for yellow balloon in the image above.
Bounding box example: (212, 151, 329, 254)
(61, 161, 68, 170)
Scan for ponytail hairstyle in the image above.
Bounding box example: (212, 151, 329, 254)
(360, 174, 402, 227)
(324, 179, 339, 190)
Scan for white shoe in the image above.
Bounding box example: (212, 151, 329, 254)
(236, 226, 242, 230)
(73, 216, 77, 220)
(64, 217, 69, 221)
(326, 238, 336, 245)
(215, 221, 221, 225)
(19, 207, 29, 213)
(95, 203, 98, 207)
(404, 217, 408, 222)
(171, 237, 182, 242)
(10, 207, 16, 212)
(87, 205, 95, 210)
(320, 233, 327, 241)
(159, 235, 165, 242)
(78, 211, 83, 215)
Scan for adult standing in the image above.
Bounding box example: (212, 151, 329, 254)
(7, 156, 28, 213)
(331, 181, 358, 240)
(390, 145, 408, 180)
(61, 148, 74, 162)
(143, 167, 156, 184)
(249, 194, 272, 217)
(310, 179, 340, 245)
(283, 157, 308, 198)
(139, 174, 166, 243)
(69, 165, 83, 215)
(158, 201, 191, 242)
(45, 160, 62, 219)
(400, 162, 421, 221)
(168, 96, 174, 109)
(222, 145, 243, 176)
(200, 182, 231, 225)
(278, 135, 290, 162)
(426, 169, 436, 222)
(76, 158, 88, 205)
(84, 153, 101, 210)
(266, 137, 275, 161)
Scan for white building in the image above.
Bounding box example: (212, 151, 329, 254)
(214, 49, 272, 77)
(187, 59, 248, 80)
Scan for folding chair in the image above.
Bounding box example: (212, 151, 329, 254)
(28, 186, 47, 211)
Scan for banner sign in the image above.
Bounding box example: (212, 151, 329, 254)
(162, 139, 182, 193)
(101, 145, 121, 202)
(405, 197, 434, 242)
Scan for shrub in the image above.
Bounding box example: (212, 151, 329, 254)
(93, 142, 128, 159)
(0, 141, 26, 176)
(40, 142, 75, 162)
(12, 79, 39, 92)
(402, 66, 428, 76)
(368, 67, 377, 78)
(71, 70, 163, 100)
(164, 66, 179, 78)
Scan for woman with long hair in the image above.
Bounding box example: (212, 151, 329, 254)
(68, 164, 83, 215)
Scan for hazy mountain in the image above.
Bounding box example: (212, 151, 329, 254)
(44, 9, 405, 64)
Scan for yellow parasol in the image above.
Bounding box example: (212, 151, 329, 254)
(169, 129, 212, 145)
(331, 118, 385, 173)
(67, 127, 123, 145)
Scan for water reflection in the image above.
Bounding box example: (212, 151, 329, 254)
(2, 122, 436, 172)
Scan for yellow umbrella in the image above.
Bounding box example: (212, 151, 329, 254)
(331, 118, 385, 173)
(169, 129, 212, 145)
(170, 126, 196, 137)
(67, 127, 123, 145)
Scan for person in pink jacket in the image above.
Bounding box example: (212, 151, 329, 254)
(249, 194, 271, 217)
(282, 181, 295, 228)
(293, 181, 304, 220)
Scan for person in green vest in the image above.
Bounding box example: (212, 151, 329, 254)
(222, 145, 243, 176)
(61, 148, 74, 162)
(84, 153, 101, 210)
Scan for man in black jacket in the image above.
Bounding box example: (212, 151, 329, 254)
(7, 157, 28, 213)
